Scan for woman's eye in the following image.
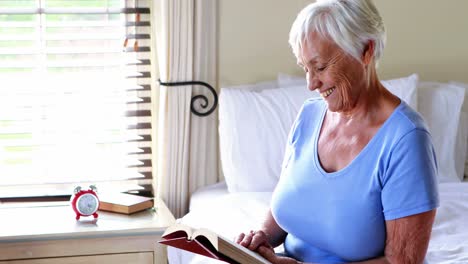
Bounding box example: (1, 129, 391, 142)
(317, 66, 326, 72)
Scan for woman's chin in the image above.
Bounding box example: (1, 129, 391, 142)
(325, 101, 336, 112)
(324, 100, 343, 113)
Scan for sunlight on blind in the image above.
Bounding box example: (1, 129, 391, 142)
(0, 0, 152, 196)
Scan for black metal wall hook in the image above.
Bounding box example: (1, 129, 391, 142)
(158, 79, 218, 117)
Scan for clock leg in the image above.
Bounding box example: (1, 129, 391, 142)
(76, 214, 80, 220)
(93, 212, 99, 219)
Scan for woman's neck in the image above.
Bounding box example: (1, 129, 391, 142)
(332, 68, 399, 126)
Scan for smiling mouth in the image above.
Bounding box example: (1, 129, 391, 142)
(321, 87, 336, 98)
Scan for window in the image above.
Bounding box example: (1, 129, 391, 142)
(0, 0, 153, 199)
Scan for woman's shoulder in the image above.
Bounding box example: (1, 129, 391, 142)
(390, 101, 430, 134)
(382, 101, 432, 147)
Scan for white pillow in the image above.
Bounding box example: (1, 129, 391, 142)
(277, 73, 419, 110)
(418, 82, 466, 182)
(278, 72, 307, 87)
(222, 80, 278, 92)
(450, 81, 468, 113)
(456, 111, 468, 179)
(219, 84, 312, 192)
(450, 81, 468, 179)
(381, 74, 419, 110)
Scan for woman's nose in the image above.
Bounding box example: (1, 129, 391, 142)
(308, 77, 323, 91)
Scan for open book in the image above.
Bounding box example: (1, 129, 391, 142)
(159, 224, 271, 264)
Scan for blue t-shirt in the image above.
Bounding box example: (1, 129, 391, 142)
(270, 98, 439, 263)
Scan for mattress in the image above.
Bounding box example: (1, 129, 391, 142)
(427, 182, 468, 263)
(189, 181, 229, 212)
(168, 182, 468, 264)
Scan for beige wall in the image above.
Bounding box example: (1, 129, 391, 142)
(219, 0, 468, 86)
(218, 0, 310, 86)
(375, 0, 468, 82)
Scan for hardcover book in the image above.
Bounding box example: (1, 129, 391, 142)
(98, 192, 154, 214)
(159, 224, 271, 264)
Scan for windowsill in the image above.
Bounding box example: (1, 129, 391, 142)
(0, 200, 69, 209)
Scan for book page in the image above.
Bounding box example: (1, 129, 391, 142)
(162, 224, 218, 250)
(162, 224, 193, 237)
(192, 228, 218, 250)
(99, 192, 152, 206)
(218, 235, 271, 264)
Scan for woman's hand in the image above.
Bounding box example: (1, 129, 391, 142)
(235, 230, 272, 251)
(257, 245, 301, 264)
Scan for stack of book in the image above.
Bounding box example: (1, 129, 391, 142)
(98, 192, 154, 214)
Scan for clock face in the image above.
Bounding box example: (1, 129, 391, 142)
(76, 193, 99, 215)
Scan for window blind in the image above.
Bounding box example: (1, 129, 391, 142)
(0, 0, 153, 199)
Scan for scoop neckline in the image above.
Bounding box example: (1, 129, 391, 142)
(313, 100, 404, 177)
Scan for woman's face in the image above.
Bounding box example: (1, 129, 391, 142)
(299, 32, 367, 113)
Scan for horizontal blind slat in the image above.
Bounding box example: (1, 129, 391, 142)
(0, 47, 151, 54)
(0, 21, 150, 27)
(127, 123, 151, 130)
(126, 110, 151, 117)
(0, 7, 150, 15)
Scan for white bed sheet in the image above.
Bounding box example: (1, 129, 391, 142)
(427, 182, 468, 263)
(168, 182, 468, 264)
(189, 181, 229, 212)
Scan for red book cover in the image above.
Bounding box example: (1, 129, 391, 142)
(159, 237, 227, 260)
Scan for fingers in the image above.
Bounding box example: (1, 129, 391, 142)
(235, 233, 245, 244)
(235, 231, 254, 248)
(249, 230, 270, 251)
(240, 231, 254, 247)
(257, 245, 277, 263)
(236, 230, 272, 252)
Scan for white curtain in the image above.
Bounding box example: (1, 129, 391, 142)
(190, 0, 219, 196)
(153, 0, 219, 218)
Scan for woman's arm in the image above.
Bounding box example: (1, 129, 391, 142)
(260, 209, 288, 247)
(236, 209, 287, 250)
(352, 209, 436, 264)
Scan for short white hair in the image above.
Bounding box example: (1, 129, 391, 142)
(289, 0, 386, 66)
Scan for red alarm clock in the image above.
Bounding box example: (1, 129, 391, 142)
(70, 185, 100, 220)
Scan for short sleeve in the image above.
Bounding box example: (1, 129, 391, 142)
(381, 129, 440, 220)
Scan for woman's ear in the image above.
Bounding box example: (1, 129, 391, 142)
(362, 40, 375, 66)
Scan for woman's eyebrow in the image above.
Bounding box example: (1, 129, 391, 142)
(306, 56, 321, 66)
(298, 55, 324, 67)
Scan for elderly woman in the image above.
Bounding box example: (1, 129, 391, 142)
(236, 0, 439, 263)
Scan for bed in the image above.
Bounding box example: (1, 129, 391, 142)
(167, 74, 468, 264)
